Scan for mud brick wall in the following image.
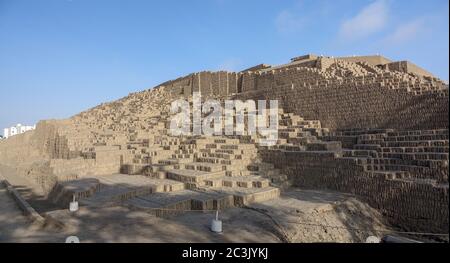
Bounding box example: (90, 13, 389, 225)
(384, 61, 434, 77)
(161, 71, 240, 98)
(228, 72, 239, 94)
(0, 120, 67, 166)
(155, 60, 448, 132)
(94, 149, 123, 173)
(235, 69, 449, 131)
(241, 72, 257, 93)
(46, 134, 73, 159)
(261, 149, 449, 233)
(50, 158, 96, 176)
(160, 74, 195, 98)
(50, 150, 122, 177)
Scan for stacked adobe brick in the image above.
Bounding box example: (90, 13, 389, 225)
(3, 54, 446, 234)
(249, 57, 449, 234)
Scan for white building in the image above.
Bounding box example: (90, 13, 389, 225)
(3, 124, 36, 139)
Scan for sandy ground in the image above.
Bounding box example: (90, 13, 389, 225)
(1, 164, 391, 243)
(0, 183, 64, 242)
(0, 183, 388, 243)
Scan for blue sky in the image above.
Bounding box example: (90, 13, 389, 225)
(0, 0, 448, 133)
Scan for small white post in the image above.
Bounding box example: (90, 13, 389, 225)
(211, 210, 222, 233)
(69, 194, 79, 212)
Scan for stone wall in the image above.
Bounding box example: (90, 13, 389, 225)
(155, 58, 448, 132)
(0, 120, 62, 166)
(234, 68, 448, 131)
(159, 71, 240, 98)
(261, 149, 449, 234)
(49, 148, 123, 177)
(382, 61, 434, 77)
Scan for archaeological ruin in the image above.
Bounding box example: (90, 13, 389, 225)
(0, 54, 448, 242)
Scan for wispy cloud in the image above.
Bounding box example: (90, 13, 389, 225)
(382, 18, 426, 45)
(275, 10, 307, 34)
(338, 0, 389, 41)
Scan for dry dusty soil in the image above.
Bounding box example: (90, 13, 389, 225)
(1, 180, 388, 243)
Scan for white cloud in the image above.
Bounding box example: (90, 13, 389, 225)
(338, 0, 389, 41)
(383, 18, 425, 45)
(274, 0, 335, 34)
(275, 10, 307, 34)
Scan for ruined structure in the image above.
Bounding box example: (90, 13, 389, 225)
(0, 54, 448, 235)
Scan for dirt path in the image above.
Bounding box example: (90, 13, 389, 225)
(0, 183, 64, 242)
